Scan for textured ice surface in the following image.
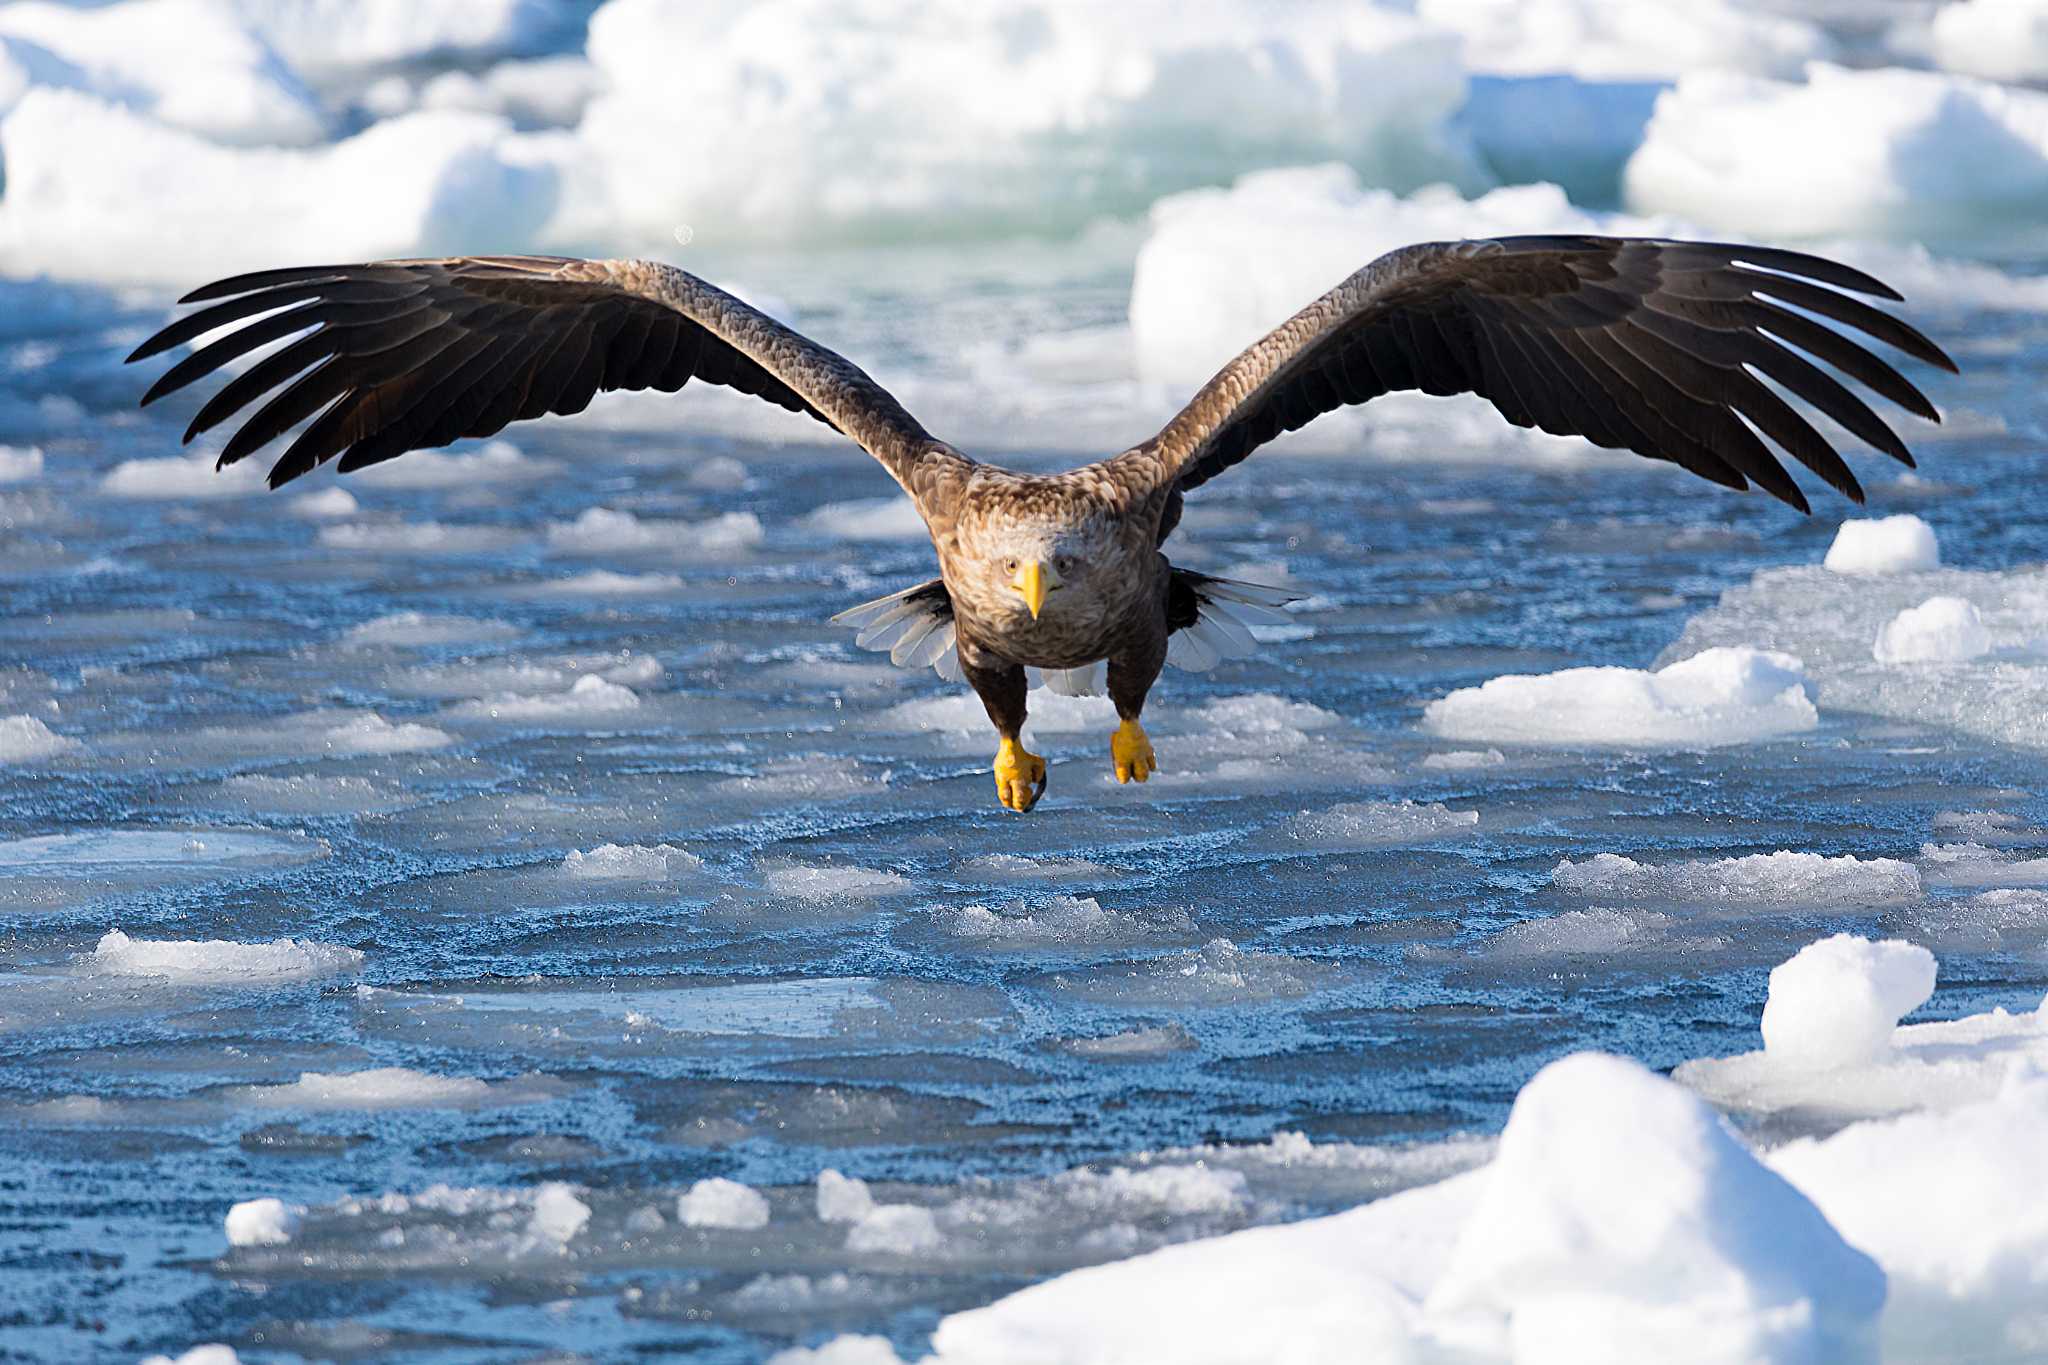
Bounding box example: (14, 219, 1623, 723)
(90, 929, 363, 982)
(1552, 851, 1922, 909)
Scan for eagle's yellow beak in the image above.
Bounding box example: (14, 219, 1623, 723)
(1012, 559, 1058, 619)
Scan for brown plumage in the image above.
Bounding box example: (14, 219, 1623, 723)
(127, 238, 1958, 812)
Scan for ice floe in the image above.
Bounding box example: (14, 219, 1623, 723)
(224, 1196, 302, 1248)
(560, 843, 703, 880)
(800, 496, 926, 542)
(449, 673, 640, 721)
(89, 929, 363, 982)
(341, 612, 520, 648)
(546, 507, 764, 557)
(99, 450, 266, 499)
(1824, 515, 1942, 576)
(1422, 647, 1818, 748)
(234, 1067, 566, 1112)
(678, 1177, 771, 1231)
(322, 712, 453, 755)
(0, 712, 79, 762)
(287, 486, 357, 519)
(1874, 596, 1992, 664)
(1551, 851, 1922, 909)
(0, 443, 41, 482)
(1285, 799, 1479, 847)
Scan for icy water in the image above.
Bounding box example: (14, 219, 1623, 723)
(2, 271, 2046, 1364)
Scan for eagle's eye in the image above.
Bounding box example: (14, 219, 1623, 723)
(1053, 553, 1077, 575)
(1002, 557, 1019, 576)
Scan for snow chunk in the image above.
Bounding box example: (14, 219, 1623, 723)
(342, 612, 519, 647)
(236, 1067, 557, 1111)
(1425, 1053, 1884, 1362)
(936, 896, 1195, 949)
(560, 843, 702, 880)
(1287, 799, 1478, 846)
(100, 451, 265, 499)
(0, 714, 80, 762)
(289, 486, 358, 519)
(800, 496, 925, 541)
(1930, 0, 2048, 83)
(0, 444, 41, 482)
(1420, 748, 1505, 771)
(452, 674, 640, 721)
(91, 928, 362, 982)
(530, 1182, 590, 1243)
(1825, 516, 1941, 576)
(0, 94, 558, 285)
(224, 1196, 301, 1247)
(580, 0, 1482, 249)
(1552, 851, 1922, 909)
(1423, 646, 1817, 748)
(846, 1203, 943, 1256)
(1625, 65, 2048, 249)
(323, 712, 453, 754)
(1761, 934, 1938, 1071)
(1418, 0, 1831, 79)
(1873, 596, 1991, 664)
(532, 570, 685, 596)
(816, 1169, 874, 1224)
(546, 507, 763, 556)
(141, 1346, 241, 1365)
(677, 1177, 771, 1231)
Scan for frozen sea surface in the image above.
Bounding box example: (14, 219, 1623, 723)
(2, 248, 2044, 1362)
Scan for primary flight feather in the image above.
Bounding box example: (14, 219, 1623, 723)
(128, 237, 1957, 812)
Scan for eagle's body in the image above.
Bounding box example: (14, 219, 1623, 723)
(129, 237, 1957, 811)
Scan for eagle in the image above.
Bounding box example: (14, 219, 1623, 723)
(128, 238, 1955, 812)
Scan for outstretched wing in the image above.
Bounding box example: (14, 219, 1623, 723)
(127, 255, 946, 493)
(1140, 236, 1958, 513)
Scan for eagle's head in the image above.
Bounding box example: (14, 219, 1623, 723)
(966, 504, 1122, 624)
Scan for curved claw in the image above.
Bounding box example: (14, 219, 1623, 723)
(1111, 719, 1157, 784)
(994, 736, 1047, 813)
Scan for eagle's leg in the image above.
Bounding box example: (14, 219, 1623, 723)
(1107, 636, 1165, 785)
(961, 646, 1045, 813)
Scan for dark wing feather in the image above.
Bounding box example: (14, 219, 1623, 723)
(128, 255, 945, 491)
(1143, 237, 1957, 511)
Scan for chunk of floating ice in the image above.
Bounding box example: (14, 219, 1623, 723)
(1059, 1023, 1199, 1060)
(1423, 1053, 1884, 1363)
(546, 507, 763, 556)
(1918, 842, 2048, 889)
(560, 843, 702, 880)
(934, 896, 1196, 950)
(1552, 851, 1922, 909)
(530, 1182, 590, 1244)
(288, 487, 358, 519)
(1286, 799, 1479, 846)
(318, 520, 522, 554)
(1625, 64, 2048, 248)
(1825, 516, 1941, 576)
(0, 94, 560, 285)
(1761, 934, 1938, 1071)
(1929, 0, 2048, 82)
(99, 451, 266, 499)
(234, 1067, 563, 1112)
(0, 444, 42, 483)
(529, 570, 686, 596)
(1040, 938, 1336, 1008)
(451, 674, 640, 720)
(0, 713, 80, 762)
(323, 712, 453, 754)
(91, 929, 363, 982)
(346, 439, 550, 489)
(763, 862, 909, 900)
(342, 612, 519, 647)
(799, 496, 925, 541)
(139, 1346, 241, 1365)
(677, 1177, 770, 1231)
(1423, 646, 1817, 748)
(224, 1197, 302, 1248)
(1417, 0, 1831, 78)
(1873, 596, 1991, 664)
(1420, 748, 1505, 771)
(846, 1203, 944, 1256)
(816, 1169, 874, 1224)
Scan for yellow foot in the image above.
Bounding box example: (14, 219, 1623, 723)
(1111, 719, 1157, 784)
(993, 736, 1047, 812)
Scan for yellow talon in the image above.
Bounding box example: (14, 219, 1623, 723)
(993, 736, 1047, 812)
(1111, 719, 1157, 784)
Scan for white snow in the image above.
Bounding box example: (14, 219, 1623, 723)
(1551, 851, 1923, 909)
(936, 896, 1195, 949)
(0, 444, 41, 482)
(236, 1067, 558, 1111)
(531, 570, 686, 596)
(140, 1346, 241, 1365)
(1417, 0, 1831, 79)
(1624, 65, 2048, 249)
(345, 439, 550, 489)
(224, 1196, 301, 1247)
(1873, 596, 1992, 664)
(1760, 934, 1939, 1070)
(1422, 647, 1818, 748)
(451, 674, 641, 721)
(845, 1202, 944, 1256)
(546, 507, 765, 556)
(322, 712, 453, 755)
(530, 1182, 590, 1243)
(342, 613, 520, 647)
(800, 497, 925, 541)
(677, 1177, 771, 1231)
(90, 928, 363, 982)
(99, 451, 265, 499)
(288, 486, 358, 519)
(0, 713, 80, 762)
(234, 0, 558, 80)
(317, 520, 521, 554)
(764, 863, 911, 900)
(1824, 516, 1942, 576)
(578, 0, 1483, 250)
(560, 843, 703, 880)
(1929, 0, 2048, 83)
(816, 1170, 875, 1224)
